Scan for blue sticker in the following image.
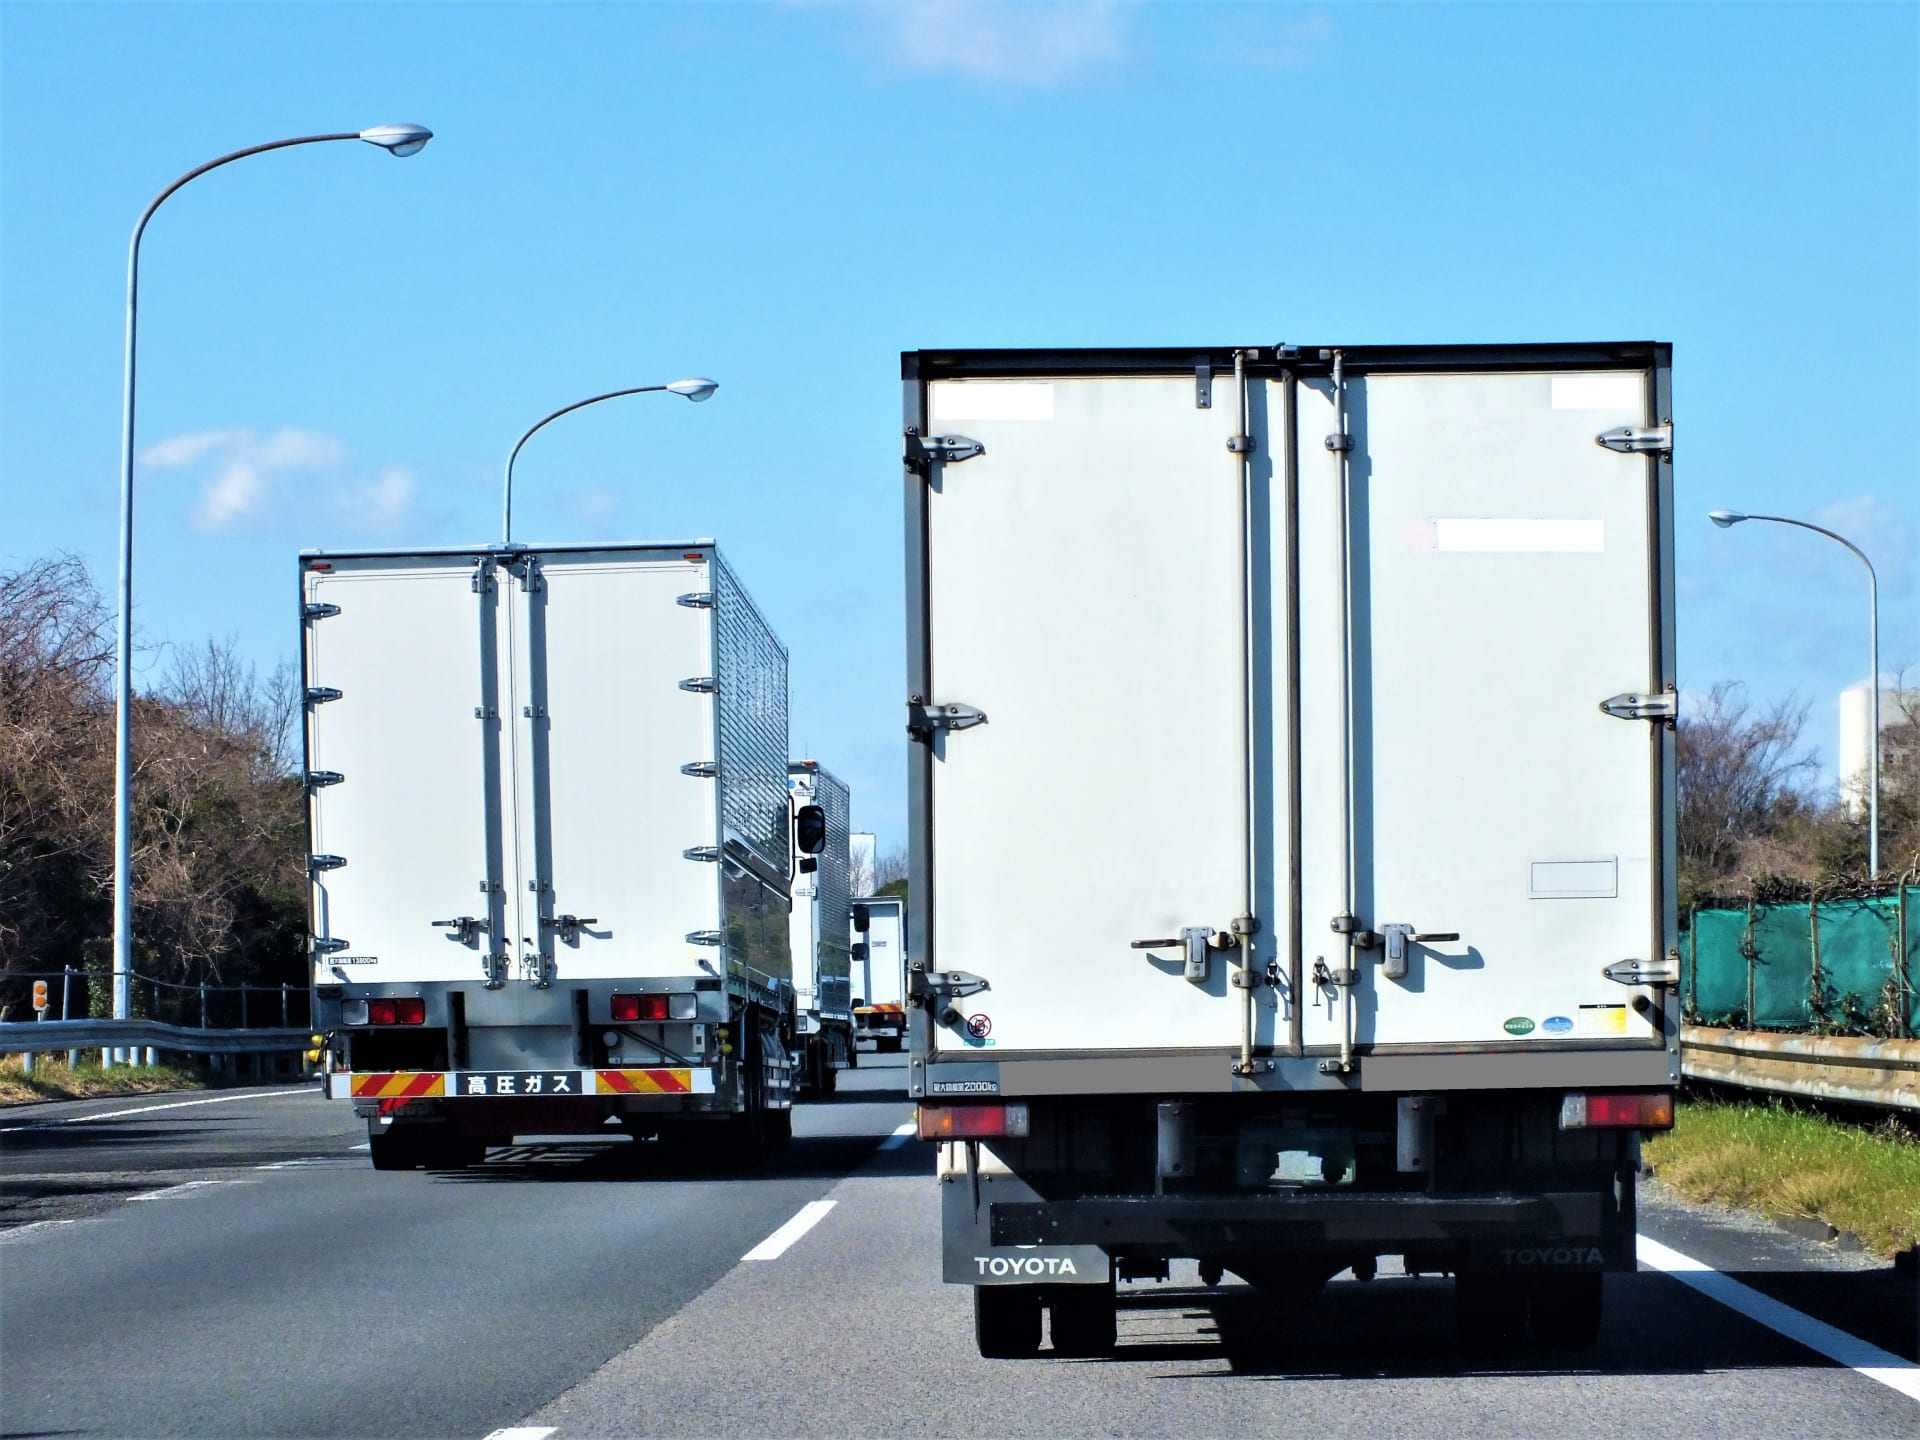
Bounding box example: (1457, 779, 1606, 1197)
(1541, 1015, 1574, 1034)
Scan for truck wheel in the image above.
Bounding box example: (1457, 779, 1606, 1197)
(368, 1127, 422, 1171)
(1528, 1273, 1604, 1349)
(974, 1285, 1043, 1358)
(1454, 1273, 1528, 1347)
(817, 1062, 838, 1097)
(1047, 1284, 1118, 1357)
(765, 1106, 793, 1147)
(425, 1136, 489, 1170)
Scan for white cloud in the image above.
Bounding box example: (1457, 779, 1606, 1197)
(138, 427, 417, 537)
(1815, 493, 1914, 598)
(1210, 9, 1332, 70)
(860, 0, 1126, 87)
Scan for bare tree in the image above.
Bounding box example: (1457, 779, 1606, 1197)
(1676, 681, 1818, 901)
(875, 845, 910, 893)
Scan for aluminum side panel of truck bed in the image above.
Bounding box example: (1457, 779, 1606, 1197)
(906, 346, 1676, 1072)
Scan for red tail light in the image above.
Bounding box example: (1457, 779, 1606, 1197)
(1560, 1091, 1674, 1130)
(637, 994, 670, 1021)
(918, 1103, 1030, 1141)
(394, 996, 425, 1025)
(611, 994, 641, 1022)
(367, 998, 396, 1026)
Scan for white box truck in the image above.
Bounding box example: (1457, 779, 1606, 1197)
(850, 895, 907, 1052)
(788, 759, 854, 1094)
(302, 542, 803, 1168)
(900, 344, 1681, 1357)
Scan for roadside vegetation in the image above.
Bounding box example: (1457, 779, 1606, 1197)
(1677, 679, 1920, 911)
(1645, 1096, 1920, 1257)
(0, 1052, 203, 1106)
(0, 555, 307, 1026)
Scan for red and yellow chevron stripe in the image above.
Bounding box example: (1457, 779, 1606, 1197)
(349, 1071, 446, 1100)
(595, 1068, 693, 1095)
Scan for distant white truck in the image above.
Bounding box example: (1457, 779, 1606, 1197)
(787, 760, 854, 1095)
(302, 542, 805, 1168)
(850, 895, 907, 1052)
(901, 344, 1681, 1357)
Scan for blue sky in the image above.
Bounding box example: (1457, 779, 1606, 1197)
(3, 1, 1915, 851)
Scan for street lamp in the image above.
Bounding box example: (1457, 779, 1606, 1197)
(110, 126, 433, 1049)
(1708, 509, 1881, 879)
(501, 380, 719, 544)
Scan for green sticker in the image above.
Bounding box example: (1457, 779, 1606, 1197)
(1503, 1016, 1536, 1036)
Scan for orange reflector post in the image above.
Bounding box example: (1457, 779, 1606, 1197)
(917, 1103, 1030, 1141)
(1559, 1091, 1674, 1130)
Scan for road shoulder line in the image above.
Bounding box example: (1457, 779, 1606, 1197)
(1638, 1233, 1920, 1403)
(742, 1199, 836, 1261)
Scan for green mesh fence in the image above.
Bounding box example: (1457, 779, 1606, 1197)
(1681, 888, 1917, 1036)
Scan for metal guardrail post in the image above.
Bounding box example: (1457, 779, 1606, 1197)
(200, 981, 208, 1029)
(281, 984, 289, 1027)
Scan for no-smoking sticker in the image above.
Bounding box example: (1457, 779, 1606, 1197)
(965, 1013, 993, 1039)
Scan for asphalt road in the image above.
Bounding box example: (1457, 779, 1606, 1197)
(2, 1058, 1915, 1439)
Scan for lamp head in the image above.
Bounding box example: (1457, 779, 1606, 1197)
(360, 124, 433, 157)
(1708, 510, 1748, 528)
(667, 378, 719, 402)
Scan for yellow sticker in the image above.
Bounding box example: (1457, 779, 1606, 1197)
(1579, 1004, 1628, 1034)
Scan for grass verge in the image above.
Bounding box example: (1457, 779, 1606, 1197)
(0, 1053, 204, 1106)
(1644, 1096, 1920, 1257)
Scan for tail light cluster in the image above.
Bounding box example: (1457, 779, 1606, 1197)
(918, 1103, 1030, 1141)
(341, 997, 425, 1026)
(1559, 1091, 1674, 1130)
(611, 992, 698, 1022)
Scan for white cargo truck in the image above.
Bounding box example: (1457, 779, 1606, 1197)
(787, 759, 854, 1094)
(302, 542, 804, 1169)
(850, 894, 907, 1052)
(900, 344, 1681, 1357)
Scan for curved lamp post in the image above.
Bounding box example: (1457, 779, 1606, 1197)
(1709, 508, 1880, 880)
(110, 126, 433, 1040)
(501, 379, 718, 544)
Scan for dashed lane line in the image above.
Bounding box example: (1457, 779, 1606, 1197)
(481, 1428, 556, 1439)
(1638, 1234, 1920, 1404)
(0, 1086, 305, 1133)
(878, 1120, 917, 1151)
(741, 1199, 836, 1261)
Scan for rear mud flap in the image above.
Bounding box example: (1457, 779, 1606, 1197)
(942, 1167, 1110, 1286)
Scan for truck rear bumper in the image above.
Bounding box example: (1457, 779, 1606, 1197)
(987, 1190, 1601, 1249)
(327, 1067, 715, 1101)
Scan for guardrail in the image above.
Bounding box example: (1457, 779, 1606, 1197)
(0, 1018, 311, 1058)
(1680, 1023, 1920, 1112)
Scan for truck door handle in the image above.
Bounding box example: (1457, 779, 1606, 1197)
(1378, 926, 1460, 981)
(1131, 928, 1215, 984)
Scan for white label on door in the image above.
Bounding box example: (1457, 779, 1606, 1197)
(1550, 374, 1642, 410)
(930, 382, 1054, 421)
(1430, 518, 1605, 553)
(1530, 858, 1619, 899)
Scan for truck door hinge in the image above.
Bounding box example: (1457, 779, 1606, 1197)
(683, 845, 720, 862)
(681, 760, 718, 778)
(302, 601, 341, 621)
(1600, 689, 1677, 726)
(304, 686, 342, 706)
(306, 854, 347, 874)
(1194, 357, 1212, 409)
(311, 936, 350, 955)
(677, 591, 715, 609)
(678, 676, 716, 694)
(1604, 954, 1680, 987)
(907, 698, 988, 743)
(1596, 423, 1672, 459)
(904, 428, 984, 474)
(304, 770, 344, 792)
(913, 967, 990, 1027)
(471, 561, 496, 594)
(482, 953, 509, 989)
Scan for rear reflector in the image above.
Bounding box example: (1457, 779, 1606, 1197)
(1559, 1091, 1674, 1130)
(918, 1103, 1030, 1141)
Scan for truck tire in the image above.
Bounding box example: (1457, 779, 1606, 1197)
(1047, 1284, 1118, 1357)
(368, 1128, 418, 1171)
(1527, 1273, 1604, 1349)
(975, 1285, 1043, 1359)
(765, 1106, 793, 1147)
(1454, 1273, 1528, 1347)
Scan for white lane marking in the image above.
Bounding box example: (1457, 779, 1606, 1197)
(1638, 1235, 1920, 1403)
(350, 1142, 370, 1151)
(482, 1428, 556, 1439)
(0, 1087, 305, 1133)
(878, 1121, 917, 1150)
(0, 1219, 78, 1242)
(126, 1180, 234, 1202)
(742, 1199, 836, 1261)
